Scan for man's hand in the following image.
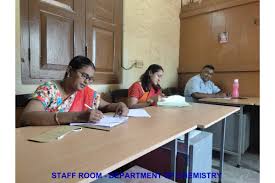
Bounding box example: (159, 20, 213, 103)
(215, 92, 227, 98)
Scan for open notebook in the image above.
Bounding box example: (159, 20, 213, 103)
(70, 114, 129, 131)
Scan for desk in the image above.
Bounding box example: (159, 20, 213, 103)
(16, 104, 239, 183)
(199, 97, 260, 168)
(170, 103, 239, 183)
(199, 97, 259, 106)
(17, 107, 197, 183)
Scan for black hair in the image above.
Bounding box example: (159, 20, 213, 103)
(202, 64, 215, 70)
(140, 64, 164, 92)
(64, 56, 96, 78)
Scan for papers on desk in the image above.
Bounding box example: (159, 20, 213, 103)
(157, 95, 190, 107)
(70, 109, 150, 131)
(70, 114, 128, 131)
(127, 109, 151, 117)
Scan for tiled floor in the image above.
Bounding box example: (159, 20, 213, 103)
(212, 151, 259, 183)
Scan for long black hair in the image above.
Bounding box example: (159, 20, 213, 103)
(140, 64, 164, 93)
(64, 56, 96, 78)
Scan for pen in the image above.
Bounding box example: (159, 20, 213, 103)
(85, 104, 93, 110)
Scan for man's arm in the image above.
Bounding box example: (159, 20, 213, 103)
(191, 91, 226, 99)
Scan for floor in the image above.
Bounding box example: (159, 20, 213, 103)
(93, 147, 260, 183)
(211, 150, 259, 183)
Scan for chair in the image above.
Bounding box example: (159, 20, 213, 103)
(110, 89, 128, 104)
(16, 94, 32, 128)
(162, 87, 180, 96)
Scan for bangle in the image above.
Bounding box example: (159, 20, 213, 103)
(54, 112, 60, 125)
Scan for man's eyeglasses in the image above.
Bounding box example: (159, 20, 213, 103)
(77, 71, 94, 83)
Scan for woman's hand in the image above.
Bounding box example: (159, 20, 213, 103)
(79, 110, 103, 122)
(89, 110, 104, 122)
(149, 94, 165, 103)
(115, 102, 129, 116)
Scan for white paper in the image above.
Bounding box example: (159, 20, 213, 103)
(70, 115, 128, 128)
(157, 95, 190, 107)
(127, 109, 151, 118)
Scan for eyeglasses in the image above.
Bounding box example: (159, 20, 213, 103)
(77, 71, 94, 83)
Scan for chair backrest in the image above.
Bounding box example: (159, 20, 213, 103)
(110, 89, 128, 104)
(162, 87, 180, 96)
(16, 94, 32, 128)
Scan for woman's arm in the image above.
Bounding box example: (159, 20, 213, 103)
(127, 97, 151, 109)
(20, 100, 103, 126)
(98, 98, 129, 116)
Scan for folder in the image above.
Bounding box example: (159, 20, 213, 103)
(28, 126, 82, 143)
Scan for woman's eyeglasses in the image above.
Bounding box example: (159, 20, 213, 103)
(77, 71, 94, 83)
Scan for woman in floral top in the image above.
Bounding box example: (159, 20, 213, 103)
(21, 56, 128, 126)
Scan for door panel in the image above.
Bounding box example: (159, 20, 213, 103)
(86, 0, 122, 84)
(28, 0, 84, 80)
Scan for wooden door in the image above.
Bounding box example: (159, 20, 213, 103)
(86, 0, 123, 84)
(22, 0, 85, 83)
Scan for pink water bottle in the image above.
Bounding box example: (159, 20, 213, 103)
(232, 79, 239, 98)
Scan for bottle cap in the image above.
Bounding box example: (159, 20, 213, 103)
(234, 79, 239, 83)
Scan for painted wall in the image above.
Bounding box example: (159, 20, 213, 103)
(121, 0, 180, 89)
(16, 0, 181, 94)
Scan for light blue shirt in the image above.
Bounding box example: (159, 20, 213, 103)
(184, 74, 221, 97)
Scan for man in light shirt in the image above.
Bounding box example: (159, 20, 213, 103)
(184, 65, 226, 100)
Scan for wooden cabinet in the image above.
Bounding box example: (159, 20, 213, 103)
(21, 0, 122, 84)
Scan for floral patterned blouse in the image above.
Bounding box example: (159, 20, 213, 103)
(32, 81, 98, 112)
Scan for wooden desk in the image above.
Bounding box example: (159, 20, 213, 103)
(172, 103, 239, 183)
(16, 107, 197, 183)
(199, 97, 259, 168)
(199, 97, 259, 106)
(16, 104, 239, 183)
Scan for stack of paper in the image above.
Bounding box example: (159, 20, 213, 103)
(70, 114, 128, 131)
(157, 95, 190, 107)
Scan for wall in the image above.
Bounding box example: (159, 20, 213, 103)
(121, 0, 181, 89)
(178, 0, 259, 97)
(16, 0, 181, 94)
